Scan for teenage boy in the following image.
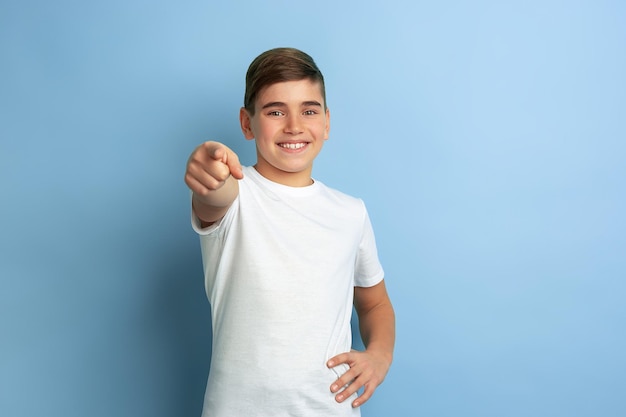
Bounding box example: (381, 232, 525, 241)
(185, 47, 395, 417)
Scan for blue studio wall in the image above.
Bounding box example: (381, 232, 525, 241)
(1, 1, 625, 416)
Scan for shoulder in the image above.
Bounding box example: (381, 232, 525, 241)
(315, 181, 367, 213)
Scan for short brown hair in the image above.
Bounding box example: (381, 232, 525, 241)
(243, 47, 326, 115)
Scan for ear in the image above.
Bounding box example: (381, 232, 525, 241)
(324, 107, 331, 140)
(240, 107, 255, 140)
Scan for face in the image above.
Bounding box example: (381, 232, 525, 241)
(240, 79, 330, 187)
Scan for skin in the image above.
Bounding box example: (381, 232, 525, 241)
(184, 78, 395, 408)
(240, 79, 331, 187)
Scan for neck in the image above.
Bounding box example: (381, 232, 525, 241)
(253, 163, 314, 187)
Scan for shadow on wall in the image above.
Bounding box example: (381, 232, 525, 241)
(138, 111, 254, 416)
(149, 236, 212, 416)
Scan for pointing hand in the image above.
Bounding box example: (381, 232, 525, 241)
(185, 141, 243, 198)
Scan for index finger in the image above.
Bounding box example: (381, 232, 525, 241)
(222, 149, 244, 180)
(327, 351, 354, 369)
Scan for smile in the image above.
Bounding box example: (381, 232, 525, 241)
(278, 142, 308, 150)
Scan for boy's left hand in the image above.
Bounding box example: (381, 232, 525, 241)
(327, 349, 391, 408)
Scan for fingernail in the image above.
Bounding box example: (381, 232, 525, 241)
(331, 384, 338, 392)
(327, 360, 334, 367)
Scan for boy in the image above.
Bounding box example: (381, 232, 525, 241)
(185, 47, 395, 416)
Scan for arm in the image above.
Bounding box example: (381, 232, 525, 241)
(327, 280, 395, 408)
(355, 280, 395, 368)
(184, 141, 244, 226)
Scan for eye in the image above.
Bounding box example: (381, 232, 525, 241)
(303, 110, 318, 116)
(267, 110, 284, 117)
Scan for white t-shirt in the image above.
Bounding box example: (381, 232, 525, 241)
(192, 166, 384, 417)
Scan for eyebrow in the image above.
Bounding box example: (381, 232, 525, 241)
(261, 100, 323, 109)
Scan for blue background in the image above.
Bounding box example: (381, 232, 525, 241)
(1, 1, 625, 416)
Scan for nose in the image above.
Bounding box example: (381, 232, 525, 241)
(284, 114, 303, 135)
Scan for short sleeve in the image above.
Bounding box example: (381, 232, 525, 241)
(190, 192, 238, 236)
(354, 207, 384, 288)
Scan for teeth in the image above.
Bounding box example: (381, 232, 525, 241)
(279, 142, 307, 149)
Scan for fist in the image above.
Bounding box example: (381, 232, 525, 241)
(184, 141, 243, 196)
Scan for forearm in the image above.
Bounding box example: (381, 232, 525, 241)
(192, 175, 239, 224)
(358, 300, 395, 364)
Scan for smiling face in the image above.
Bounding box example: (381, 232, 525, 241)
(240, 79, 330, 187)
